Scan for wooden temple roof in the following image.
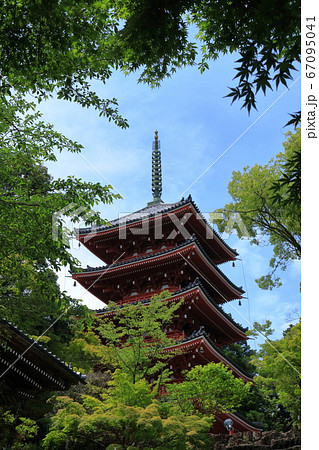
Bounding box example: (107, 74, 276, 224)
(73, 235, 244, 302)
(175, 280, 248, 343)
(162, 328, 253, 383)
(76, 195, 238, 264)
(213, 411, 263, 434)
(96, 279, 248, 344)
(77, 196, 199, 232)
(0, 319, 85, 403)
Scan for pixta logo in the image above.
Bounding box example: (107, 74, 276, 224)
(210, 212, 250, 240)
(52, 203, 98, 247)
(118, 212, 194, 240)
(117, 211, 250, 240)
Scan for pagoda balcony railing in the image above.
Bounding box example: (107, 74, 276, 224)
(157, 378, 183, 396)
(144, 330, 185, 344)
(166, 330, 185, 341)
(119, 288, 177, 305)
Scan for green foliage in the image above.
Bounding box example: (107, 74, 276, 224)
(0, 0, 128, 127)
(15, 417, 39, 441)
(211, 129, 301, 289)
(105, 370, 154, 408)
(270, 129, 301, 207)
(222, 340, 256, 375)
(62, 330, 107, 373)
(42, 296, 257, 447)
(236, 383, 292, 431)
(0, 408, 39, 449)
(0, 0, 299, 122)
(43, 377, 213, 449)
(247, 320, 275, 340)
(167, 362, 250, 416)
(0, 90, 119, 446)
(0, 408, 15, 447)
(223, 329, 294, 430)
(97, 292, 183, 383)
(190, 0, 300, 116)
(252, 321, 301, 427)
(0, 92, 120, 338)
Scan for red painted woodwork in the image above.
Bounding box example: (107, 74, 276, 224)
(73, 196, 261, 434)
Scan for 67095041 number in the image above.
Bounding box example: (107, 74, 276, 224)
(306, 17, 316, 79)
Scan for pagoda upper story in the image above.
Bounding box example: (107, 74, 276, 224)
(73, 232, 243, 305)
(77, 195, 238, 266)
(77, 131, 236, 268)
(74, 131, 243, 300)
(73, 131, 245, 346)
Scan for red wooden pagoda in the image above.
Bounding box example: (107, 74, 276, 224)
(73, 132, 261, 434)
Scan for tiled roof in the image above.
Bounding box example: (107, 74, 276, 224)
(94, 279, 247, 334)
(74, 235, 244, 296)
(188, 279, 247, 332)
(76, 194, 238, 258)
(78, 197, 190, 234)
(0, 318, 85, 384)
(160, 325, 253, 382)
(178, 326, 253, 380)
(78, 235, 196, 272)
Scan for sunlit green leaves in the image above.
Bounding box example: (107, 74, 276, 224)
(190, 0, 300, 113)
(252, 321, 301, 426)
(167, 362, 250, 417)
(211, 129, 301, 290)
(43, 387, 213, 449)
(97, 292, 183, 383)
(0, 1, 300, 121)
(0, 93, 119, 340)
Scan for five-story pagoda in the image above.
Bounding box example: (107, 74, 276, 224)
(73, 132, 261, 434)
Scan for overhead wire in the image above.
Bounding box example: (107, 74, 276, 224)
(178, 75, 301, 198)
(178, 252, 301, 376)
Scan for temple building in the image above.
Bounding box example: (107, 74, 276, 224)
(0, 318, 85, 404)
(73, 132, 262, 434)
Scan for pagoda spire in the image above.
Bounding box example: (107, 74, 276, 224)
(148, 130, 163, 205)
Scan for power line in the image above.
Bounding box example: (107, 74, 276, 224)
(178, 76, 301, 198)
(178, 252, 301, 376)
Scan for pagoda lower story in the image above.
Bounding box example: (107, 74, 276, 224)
(73, 133, 262, 434)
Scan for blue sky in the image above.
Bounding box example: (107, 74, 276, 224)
(37, 52, 301, 345)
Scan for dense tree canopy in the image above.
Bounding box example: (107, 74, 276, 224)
(0, 92, 120, 342)
(42, 379, 213, 450)
(41, 298, 249, 449)
(167, 362, 250, 417)
(0, 0, 300, 123)
(251, 321, 301, 427)
(0, 0, 128, 126)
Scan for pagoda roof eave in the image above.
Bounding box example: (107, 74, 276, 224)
(163, 334, 253, 383)
(0, 318, 85, 398)
(186, 196, 238, 259)
(190, 280, 248, 334)
(95, 280, 247, 342)
(77, 197, 190, 234)
(76, 195, 238, 259)
(73, 236, 244, 298)
(215, 411, 263, 433)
